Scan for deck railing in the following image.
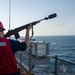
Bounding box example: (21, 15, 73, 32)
(15, 51, 75, 75)
(53, 55, 75, 75)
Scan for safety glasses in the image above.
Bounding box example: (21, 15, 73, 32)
(0, 29, 4, 32)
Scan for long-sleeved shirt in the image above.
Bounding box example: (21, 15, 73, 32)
(10, 39, 27, 54)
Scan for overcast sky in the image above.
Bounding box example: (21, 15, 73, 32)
(0, 0, 75, 36)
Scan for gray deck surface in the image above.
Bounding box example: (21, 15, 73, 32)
(15, 50, 50, 66)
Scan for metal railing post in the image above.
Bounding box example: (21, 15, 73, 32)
(55, 55, 58, 75)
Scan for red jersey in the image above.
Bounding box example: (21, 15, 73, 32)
(0, 38, 17, 74)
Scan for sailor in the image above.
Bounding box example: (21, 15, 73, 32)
(0, 21, 31, 75)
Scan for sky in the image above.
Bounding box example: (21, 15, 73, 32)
(0, 0, 75, 36)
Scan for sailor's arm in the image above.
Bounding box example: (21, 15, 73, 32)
(25, 25, 32, 47)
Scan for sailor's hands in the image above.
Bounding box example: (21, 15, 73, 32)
(26, 24, 32, 31)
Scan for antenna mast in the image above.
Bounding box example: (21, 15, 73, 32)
(9, 0, 11, 30)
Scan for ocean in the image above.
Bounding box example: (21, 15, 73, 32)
(32, 36, 75, 60)
(31, 35, 75, 75)
(15, 35, 75, 75)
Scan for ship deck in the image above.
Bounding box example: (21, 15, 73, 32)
(15, 50, 50, 74)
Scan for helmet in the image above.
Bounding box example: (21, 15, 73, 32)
(0, 21, 5, 30)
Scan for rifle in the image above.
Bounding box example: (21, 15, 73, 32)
(4, 13, 57, 39)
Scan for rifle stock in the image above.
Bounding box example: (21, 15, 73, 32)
(4, 21, 39, 38)
(4, 13, 57, 38)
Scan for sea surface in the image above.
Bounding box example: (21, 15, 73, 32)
(31, 35, 75, 75)
(32, 35, 75, 61)
(14, 35, 75, 75)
